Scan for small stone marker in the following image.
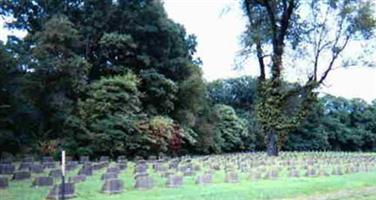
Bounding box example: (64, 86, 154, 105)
(47, 183, 75, 200)
(79, 156, 90, 164)
(0, 177, 9, 189)
(195, 173, 212, 185)
(33, 176, 54, 187)
(78, 165, 93, 176)
(102, 179, 124, 194)
(12, 171, 31, 180)
(30, 164, 44, 173)
(68, 175, 86, 183)
(99, 156, 110, 163)
(101, 173, 118, 180)
(49, 169, 62, 178)
(107, 166, 120, 174)
(43, 162, 56, 169)
(135, 176, 154, 190)
(225, 172, 239, 183)
(166, 175, 183, 188)
(18, 162, 32, 171)
(0, 164, 15, 174)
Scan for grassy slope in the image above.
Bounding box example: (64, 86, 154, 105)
(1, 165, 376, 200)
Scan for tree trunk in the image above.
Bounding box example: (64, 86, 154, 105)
(266, 130, 279, 156)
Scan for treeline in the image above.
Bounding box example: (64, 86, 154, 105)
(0, 0, 375, 158)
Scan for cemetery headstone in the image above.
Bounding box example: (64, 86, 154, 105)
(0, 164, 15, 174)
(135, 176, 154, 190)
(46, 182, 75, 200)
(33, 176, 54, 187)
(68, 175, 86, 183)
(12, 171, 31, 180)
(101, 173, 118, 180)
(195, 173, 212, 185)
(166, 175, 183, 188)
(102, 179, 124, 194)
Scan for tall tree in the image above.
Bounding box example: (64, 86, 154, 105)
(241, 0, 376, 156)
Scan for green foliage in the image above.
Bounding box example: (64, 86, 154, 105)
(140, 69, 178, 115)
(195, 104, 248, 154)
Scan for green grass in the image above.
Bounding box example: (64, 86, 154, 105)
(1, 165, 376, 200)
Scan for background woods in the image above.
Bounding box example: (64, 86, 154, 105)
(0, 0, 375, 159)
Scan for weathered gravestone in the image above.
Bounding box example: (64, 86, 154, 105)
(0, 158, 13, 164)
(93, 162, 107, 170)
(30, 164, 44, 173)
(43, 162, 56, 169)
(13, 171, 31, 180)
(0, 164, 15, 174)
(195, 173, 212, 185)
(102, 179, 124, 194)
(47, 183, 75, 200)
(225, 172, 239, 183)
(107, 166, 120, 174)
(18, 162, 32, 171)
(99, 156, 110, 163)
(0, 177, 9, 189)
(117, 156, 126, 163)
(135, 176, 154, 190)
(101, 173, 118, 180)
(78, 165, 93, 176)
(68, 175, 86, 183)
(134, 164, 148, 174)
(66, 162, 78, 171)
(23, 156, 33, 163)
(33, 176, 54, 187)
(42, 157, 54, 162)
(49, 169, 62, 178)
(166, 175, 183, 188)
(42, 157, 56, 169)
(79, 156, 90, 164)
(117, 163, 127, 170)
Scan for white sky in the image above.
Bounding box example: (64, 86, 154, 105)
(1, 1, 376, 103)
(163, 0, 376, 103)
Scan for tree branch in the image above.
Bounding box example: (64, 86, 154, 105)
(256, 41, 266, 80)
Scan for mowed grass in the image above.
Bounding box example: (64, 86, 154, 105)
(1, 162, 376, 200)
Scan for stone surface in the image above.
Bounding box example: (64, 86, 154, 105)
(135, 176, 154, 190)
(102, 179, 124, 194)
(225, 172, 239, 183)
(18, 162, 32, 171)
(43, 162, 56, 169)
(68, 175, 86, 183)
(195, 173, 212, 185)
(30, 164, 44, 173)
(99, 156, 110, 163)
(0, 164, 15, 174)
(78, 165, 93, 176)
(49, 169, 62, 178)
(107, 166, 120, 174)
(46, 183, 75, 200)
(79, 156, 90, 164)
(13, 171, 31, 180)
(101, 173, 118, 180)
(166, 175, 183, 188)
(33, 176, 54, 187)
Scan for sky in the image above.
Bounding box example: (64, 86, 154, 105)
(1, 1, 376, 102)
(163, 0, 376, 103)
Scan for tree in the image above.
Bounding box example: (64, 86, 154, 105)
(241, 0, 376, 156)
(27, 15, 90, 145)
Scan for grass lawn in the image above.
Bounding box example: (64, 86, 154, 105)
(1, 163, 376, 200)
